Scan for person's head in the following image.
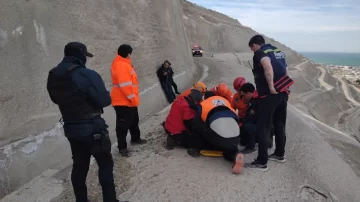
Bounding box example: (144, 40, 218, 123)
(163, 60, 171, 68)
(248, 35, 265, 52)
(204, 91, 216, 99)
(233, 77, 246, 92)
(64, 42, 93, 64)
(216, 83, 229, 97)
(192, 81, 207, 94)
(188, 89, 202, 103)
(118, 44, 133, 59)
(239, 82, 255, 102)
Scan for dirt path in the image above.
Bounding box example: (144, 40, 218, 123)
(51, 56, 360, 202)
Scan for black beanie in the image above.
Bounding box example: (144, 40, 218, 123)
(188, 89, 202, 102)
(204, 91, 216, 99)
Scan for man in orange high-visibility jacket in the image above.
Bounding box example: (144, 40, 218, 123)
(111, 44, 147, 157)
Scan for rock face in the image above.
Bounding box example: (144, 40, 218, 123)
(0, 0, 200, 197)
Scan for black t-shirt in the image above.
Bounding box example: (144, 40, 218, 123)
(253, 50, 268, 68)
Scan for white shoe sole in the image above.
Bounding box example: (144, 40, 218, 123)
(244, 164, 268, 172)
(268, 158, 286, 163)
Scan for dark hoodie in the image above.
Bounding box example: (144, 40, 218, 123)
(157, 62, 174, 84)
(47, 48, 111, 138)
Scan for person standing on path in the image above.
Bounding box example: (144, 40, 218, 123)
(157, 60, 177, 103)
(244, 35, 293, 171)
(167, 60, 181, 95)
(111, 44, 147, 157)
(47, 42, 121, 202)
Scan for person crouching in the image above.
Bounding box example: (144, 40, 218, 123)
(189, 91, 245, 174)
(162, 89, 203, 150)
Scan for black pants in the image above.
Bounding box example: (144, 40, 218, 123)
(68, 137, 117, 202)
(242, 124, 274, 149)
(256, 93, 288, 165)
(114, 106, 141, 150)
(191, 118, 239, 162)
(162, 122, 202, 148)
(172, 80, 180, 93)
(161, 82, 175, 103)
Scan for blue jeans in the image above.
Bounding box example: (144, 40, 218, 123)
(161, 82, 175, 103)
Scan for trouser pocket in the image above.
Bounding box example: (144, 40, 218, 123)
(91, 131, 111, 154)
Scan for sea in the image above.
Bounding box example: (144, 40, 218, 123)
(299, 52, 360, 67)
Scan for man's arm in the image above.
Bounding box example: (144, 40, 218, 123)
(183, 106, 197, 130)
(156, 67, 166, 82)
(76, 69, 111, 108)
(260, 57, 275, 90)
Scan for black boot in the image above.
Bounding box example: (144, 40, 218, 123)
(166, 135, 176, 150)
(187, 148, 200, 157)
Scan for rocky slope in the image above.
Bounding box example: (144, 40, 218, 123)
(0, 0, 199, 197)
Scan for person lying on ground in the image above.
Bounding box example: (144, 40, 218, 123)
(210, 83, 233, 102)
(179, 81, 207, 98)
(162, 89, 203, 150)
(188, 93, 245, 174)
(157, 60, 176, 103)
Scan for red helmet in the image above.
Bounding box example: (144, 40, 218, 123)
(233, 77, 246, 92)
(217, 83, 229, 97)
(210, 86, 217, 93)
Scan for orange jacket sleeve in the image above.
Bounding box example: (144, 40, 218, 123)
(231, 96, 236, 109)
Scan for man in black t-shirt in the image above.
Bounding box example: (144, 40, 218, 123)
(244, 35, 291, 172)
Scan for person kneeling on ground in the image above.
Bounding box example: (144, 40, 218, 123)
(189, 91, 245, 174)
(162, 89, 203, 150)
(237, 83, 274, 154)
(179, 81, 207, 99)
(210, 83, 233, 102)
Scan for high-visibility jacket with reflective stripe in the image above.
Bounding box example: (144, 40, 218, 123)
(111, 55, 139, 107)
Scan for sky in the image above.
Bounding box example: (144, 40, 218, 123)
(187, 0, 360, 53)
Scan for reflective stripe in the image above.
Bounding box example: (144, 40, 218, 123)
(263, 48, 280, 53)
(130, 69, 135, 74)
(132, 84, 137, 87)
(127, 94, 135, 99)
(113, 81, 132, 88)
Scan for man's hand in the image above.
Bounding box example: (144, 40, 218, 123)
(269, 87, 278, 94)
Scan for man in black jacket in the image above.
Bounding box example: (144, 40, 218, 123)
(157, 60, 179, 103)
(47, 42, 122, 202)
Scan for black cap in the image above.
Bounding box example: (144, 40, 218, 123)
(188, 89, 202, 102)
(204, 91, 216, 99)
(64, 42, 93, 58)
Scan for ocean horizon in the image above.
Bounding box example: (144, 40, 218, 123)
(299, 52, 360, 67)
